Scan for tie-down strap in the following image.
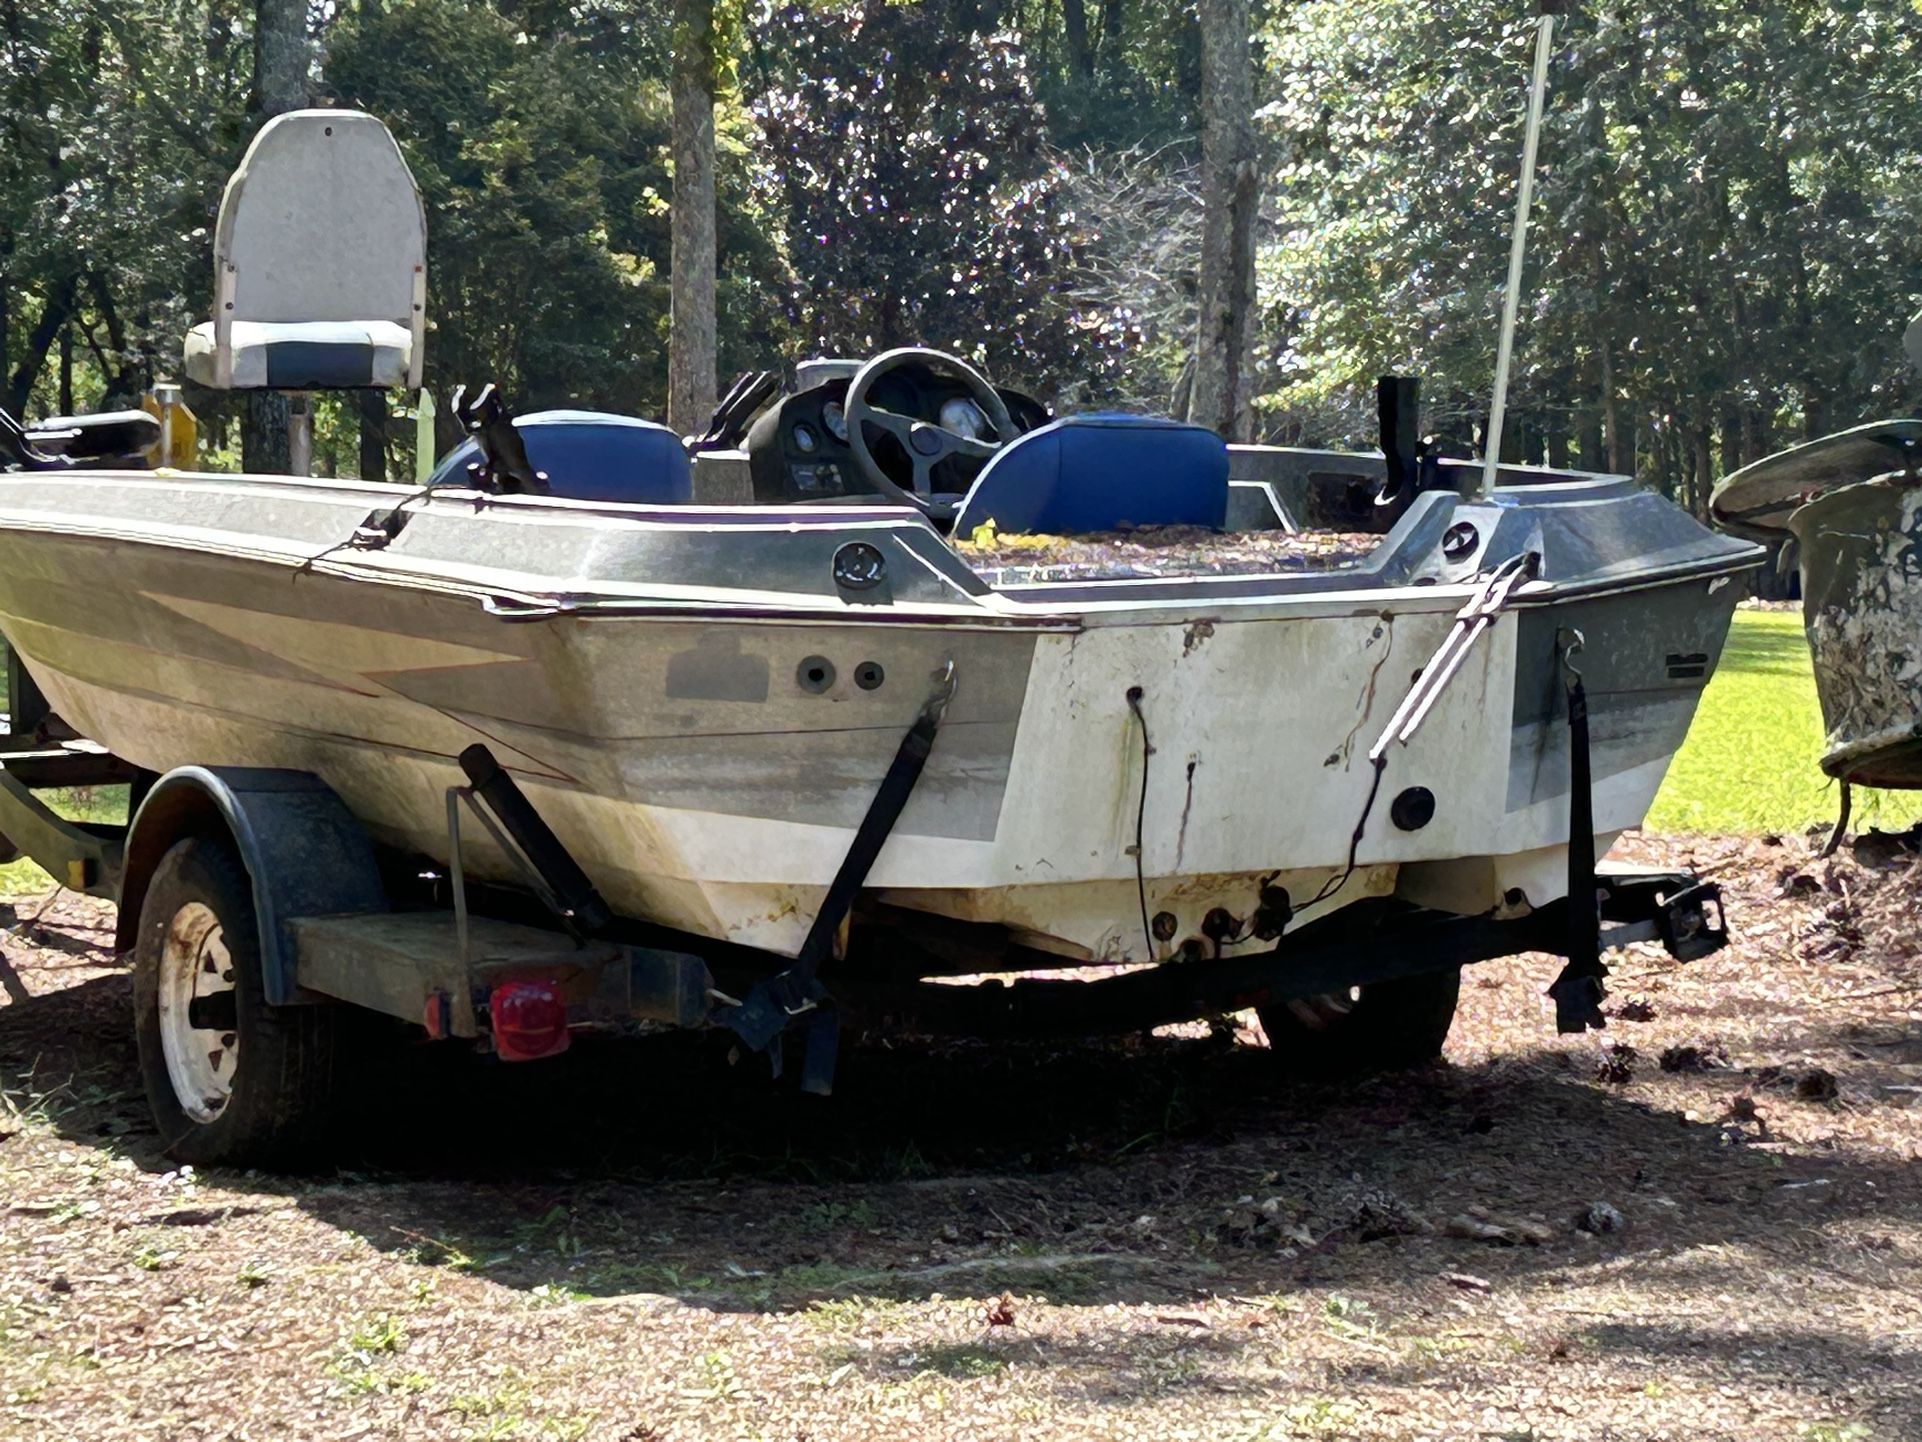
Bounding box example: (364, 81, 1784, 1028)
(1545, 629, 1607, 1033)
(717, 661, 958, 1065)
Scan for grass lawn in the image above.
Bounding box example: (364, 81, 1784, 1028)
(0, 787, 127, 899)
(1647, 607, 1922, 836)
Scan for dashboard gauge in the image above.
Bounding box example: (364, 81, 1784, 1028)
(938, 397, 987, 440)
(791, 463, 842, 495)
(791, 422, 818, 454)
(821, 402, 849, 444)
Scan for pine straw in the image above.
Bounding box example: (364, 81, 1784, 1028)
(1823, 852, 1922, 975)
(3, 836, 1922, 1440)
(955, 525, 1380, 584)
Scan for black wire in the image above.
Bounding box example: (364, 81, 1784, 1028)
(1302, 558, 1536, 917)
(1126, 685, 1154, 960)
(1304, 752, 1389, 911)
(1124, 681, 1381, 951)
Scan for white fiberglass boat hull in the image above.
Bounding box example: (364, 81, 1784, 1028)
(0, 467, 1757, 960)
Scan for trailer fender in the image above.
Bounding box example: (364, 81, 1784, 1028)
(115, 768, 387, 1005)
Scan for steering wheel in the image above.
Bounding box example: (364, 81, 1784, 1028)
(843, 347, 1020, 514)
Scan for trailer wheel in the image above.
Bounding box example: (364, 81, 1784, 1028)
(1256, 968, 1461, 1078)
(132, 837, 338, 1167)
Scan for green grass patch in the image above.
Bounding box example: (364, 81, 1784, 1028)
(0, 786, 130, 898)
(0, 857, 55, 897)
(1647, 610, 1922, 835)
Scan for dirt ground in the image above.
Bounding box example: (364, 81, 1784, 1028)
(3, 834, 1921, 1442)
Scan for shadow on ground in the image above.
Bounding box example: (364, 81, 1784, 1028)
(5, 944, 1919, 1341)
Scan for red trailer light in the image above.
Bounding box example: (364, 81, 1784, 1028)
(488, 981, 571, 1062)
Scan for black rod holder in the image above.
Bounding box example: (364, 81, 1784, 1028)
(1376, 375, 1421, 509)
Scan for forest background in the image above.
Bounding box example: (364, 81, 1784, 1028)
(4, 0, 1920, 512)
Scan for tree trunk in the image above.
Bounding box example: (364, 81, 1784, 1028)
(1168, 352, 1196, 421)
(5, 276, 76, 415)
(1062, 0, 1092, 75)
(1744, 398, 1773, 466)
(252, 0, 308, 120)
(1652, 416, 1677, 501)
(1691, 420, 1714, 521)
(1577, 355, 1603, 470)
(1577, 409, 1603, 471)
(241, 397, 292, 478)
(1099, 0, 1124, 69)
(1802, 381, 1826, 442)
(84, 272, 134, 399)
(242, 0, 310, 473)
(1188, 0, 1257, 442)
(58, 325, 72, 415)
(1546, 385, 1570, 469)
(1601, 342, 1623, 475)
(0, 231, 10, 403)
(667, 0, 719, 437)
(358, 391, 387, 482)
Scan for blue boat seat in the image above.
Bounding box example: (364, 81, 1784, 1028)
(950, 413, 1230, 537)
(430, 410, 692, 505)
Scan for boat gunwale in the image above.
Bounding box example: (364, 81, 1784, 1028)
(0, 464, 1765, 628)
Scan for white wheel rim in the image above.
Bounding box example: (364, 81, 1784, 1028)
(156, 901, 240, 1123)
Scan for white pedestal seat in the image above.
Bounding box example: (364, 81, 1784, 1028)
(186, 109, 426, 399)
(184, 320, 414, 391)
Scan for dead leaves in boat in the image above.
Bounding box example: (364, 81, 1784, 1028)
(955, 520, 1381, 582)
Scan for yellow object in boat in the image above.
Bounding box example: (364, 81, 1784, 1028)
(141, 383, 198, 468)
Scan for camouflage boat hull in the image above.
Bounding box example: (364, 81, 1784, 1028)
(1790, 479, 1922, 788)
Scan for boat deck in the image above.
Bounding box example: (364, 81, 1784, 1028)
(954, 525, 1380, 585)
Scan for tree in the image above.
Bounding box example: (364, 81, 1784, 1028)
(1188, 0, 1256, 439)
(1054, 146, 1203, 413)
(1062, 0, 1092, 77)
(2, 0, 794, 445)
(751, 0, 1136, 403)
(241, 0, 311, 473)
(328, 0, 786, 429)
(356, 0, 389, 482)
(1259, 0, 1922, 503)
(667, 0, 719, 435)
(2, 0, 253, 421)
(253, 0, 307, 120)
(1004, 0, 1201, 149)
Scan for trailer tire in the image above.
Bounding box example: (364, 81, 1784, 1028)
(1256, 968, 1461, 1078)
(132, 836, 339, 1167)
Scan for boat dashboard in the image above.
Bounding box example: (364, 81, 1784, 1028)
(736, 355, 1052, 507)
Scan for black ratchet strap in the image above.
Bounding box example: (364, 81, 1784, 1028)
(1546, 629, 1607, 1033)
(719, 662, 958, 1090)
